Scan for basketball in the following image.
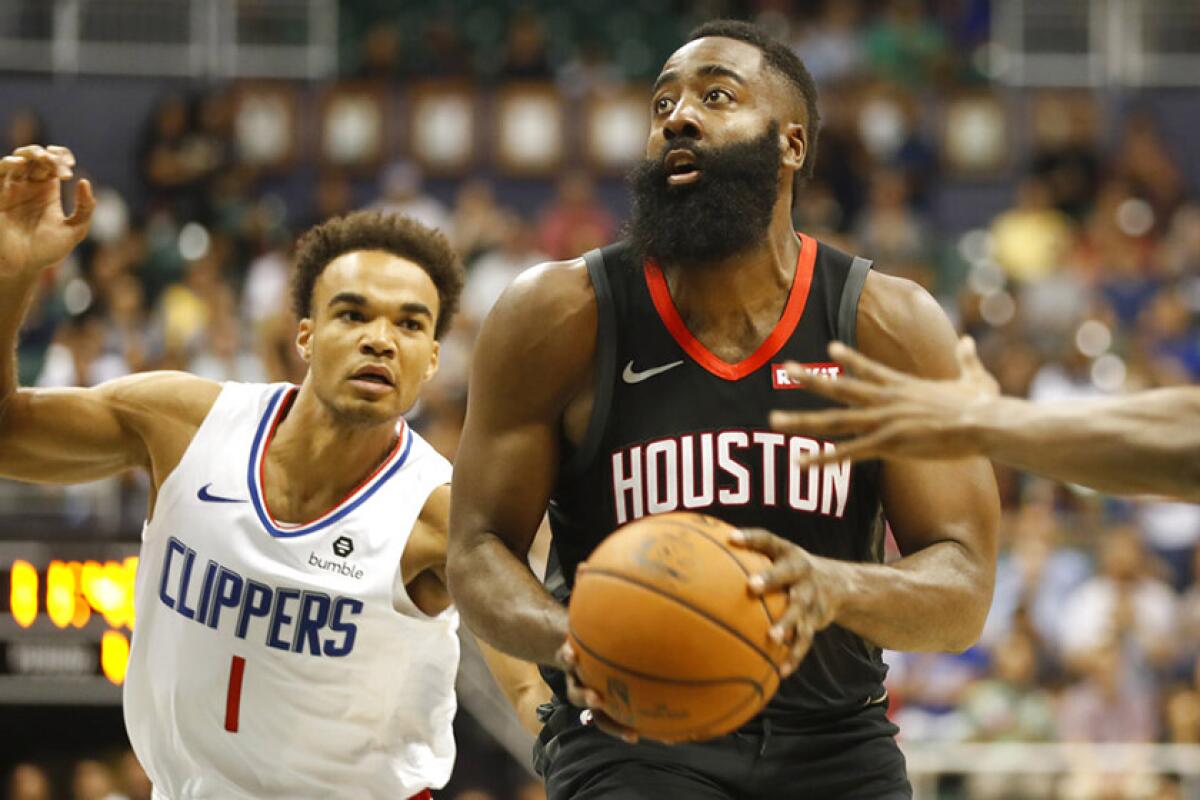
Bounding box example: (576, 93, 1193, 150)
(567, 512, 789, 743)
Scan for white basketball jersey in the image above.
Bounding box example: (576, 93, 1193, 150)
(125, 382, 458, 800)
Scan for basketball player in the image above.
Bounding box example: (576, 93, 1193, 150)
(0, 145, 545, 799)
(448, 20, 1000, 799)
(772, 338, 1200, 500)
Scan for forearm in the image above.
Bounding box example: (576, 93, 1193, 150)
(832, 539, 992, 652)
(447, 532, 568, 666)
(975, 391, 1200, 500)
(475, 637, 552, 735)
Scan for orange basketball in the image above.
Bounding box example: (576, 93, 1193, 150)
(567, 511, 789, 743)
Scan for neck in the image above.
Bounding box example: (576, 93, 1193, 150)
(660, 204, 801, 360)
(263, 379, 399, 522)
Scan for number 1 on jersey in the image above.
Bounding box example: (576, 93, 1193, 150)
(225, 655, 246, 732)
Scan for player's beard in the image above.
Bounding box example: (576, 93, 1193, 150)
(626, 121, 782, 267)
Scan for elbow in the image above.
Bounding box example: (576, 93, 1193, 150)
(944, 591, 991, 653)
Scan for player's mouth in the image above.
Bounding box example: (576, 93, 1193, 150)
(665, 149, 701, 186)
(348, 365, 395, 397)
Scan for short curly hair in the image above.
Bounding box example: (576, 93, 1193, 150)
(290, 211, 463, 339)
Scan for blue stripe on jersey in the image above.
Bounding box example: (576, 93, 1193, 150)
(246, 386, 414, 538)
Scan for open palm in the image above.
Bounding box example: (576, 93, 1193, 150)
(0, 145, 94, 278)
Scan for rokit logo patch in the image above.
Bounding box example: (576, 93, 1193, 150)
(309, 536, 363, 579)
(772, 362, 842, 390)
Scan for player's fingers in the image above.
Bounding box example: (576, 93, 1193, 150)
(827, 342, 910, 386)
(12, 145, 48, 161)
(783, 367, 883, 407)
(769, 584, 807, 643)
(67, 179, 96, 231)
(753, 552, 813, 596)
(770, 407, 887, 438)
(730, 527, 792, 564)
(0, 155, 30, 183)
(45, 145, 75, 167)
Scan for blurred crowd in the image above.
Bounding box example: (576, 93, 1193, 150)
(4, 0, 1200, 798)
(5, 748, 547, 800)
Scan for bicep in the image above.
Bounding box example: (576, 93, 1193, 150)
(0, 371, 214, 485)
(858, 273, 1000, 557)
(450, 262, 594, 559)
(0, 384, 143, 483)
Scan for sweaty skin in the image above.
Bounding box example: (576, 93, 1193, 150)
(0, 145, 547, 733)
(774, 338, 1200, 502)
(447, 35, 999, 738)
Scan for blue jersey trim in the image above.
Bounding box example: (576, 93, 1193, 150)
(246, 386, 413, 538)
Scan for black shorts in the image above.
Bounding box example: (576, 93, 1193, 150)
(534, 702, 910, 800)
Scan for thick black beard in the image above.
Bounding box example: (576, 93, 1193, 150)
(626, 121, 782, 267)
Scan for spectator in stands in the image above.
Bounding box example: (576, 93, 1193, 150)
(5, 107, 46, 152)
(37, 311, 130, 388)
(116, 751, 150, 800)
(1059, 527, 1179, 675)
(536, 171, 614, 261)
(852, 168, 931, 286)
(460, 213, 548, 328)
(791, 0, 865, 86)
(982, 495, 1091, 656)
(1060, 639, 1157, 742)
(863, 0, 948, 88)
(138, 94, 222, 220)
(70, 759, 124, 800)
(500, 10, 552, 80)
(961, 629, 1057, 742)
(450, 181, 513, 265)
(989, 177, 1075, 284)
(7, 763, 51, 800)
(373, 161, 450, 233)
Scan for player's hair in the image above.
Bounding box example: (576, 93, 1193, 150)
(291, 210, 463, 339)
(687, 19, 821, 178)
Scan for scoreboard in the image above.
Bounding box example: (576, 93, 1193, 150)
(0, 542, 139, 704)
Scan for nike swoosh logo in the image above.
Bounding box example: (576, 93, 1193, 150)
(622, 360, 685, 384)
(197, 484, 247, 504)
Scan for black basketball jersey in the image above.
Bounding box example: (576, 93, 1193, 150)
(546, 234, 888, 727)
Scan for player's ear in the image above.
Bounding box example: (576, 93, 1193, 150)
(780, 121, 806, 173)
(423, 340, 440, 382)
(296, 318, 314, 364)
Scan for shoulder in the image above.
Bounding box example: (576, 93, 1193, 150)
(472, 257, 598, 412)
(855, 271, 960, 379)
(97, 370, 222, 429)
(485, 257, 596, 343)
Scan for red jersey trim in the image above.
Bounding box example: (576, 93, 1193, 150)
(644, 233, 818, 382)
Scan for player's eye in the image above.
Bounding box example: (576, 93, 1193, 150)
(654, 96, 675, 114)
(338, 309, 365, 323)
(399, 318, 426, 332)
(705, 88, 732, 104)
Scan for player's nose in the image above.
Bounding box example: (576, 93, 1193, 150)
(359, 320, 396, 358)
(663, 98, 703, 142)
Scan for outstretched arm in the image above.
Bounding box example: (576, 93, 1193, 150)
(0, 145, 214, 489)
(773, 337, 1200, 501)
(741, 275, 999, 666)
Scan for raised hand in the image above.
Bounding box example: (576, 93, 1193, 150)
(0, 145, 95, 279)
(771, 338, 1001, 467)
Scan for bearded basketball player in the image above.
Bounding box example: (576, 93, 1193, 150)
(448, 21, 1000, 799)
(0, 145, 545, 799)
